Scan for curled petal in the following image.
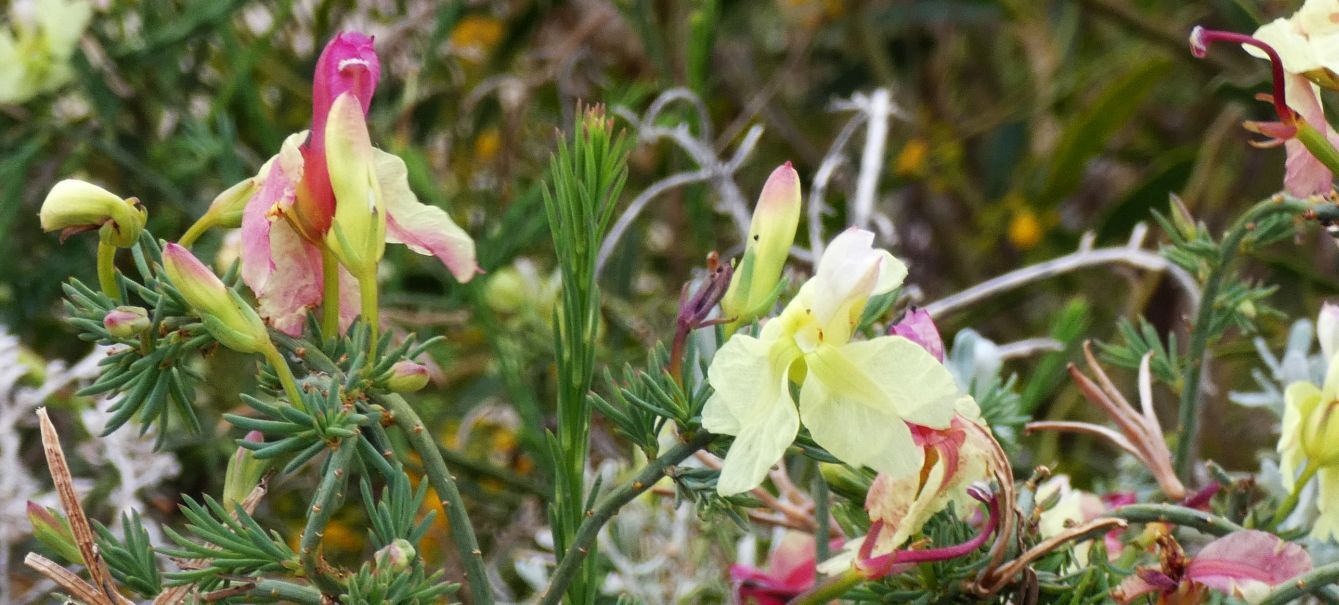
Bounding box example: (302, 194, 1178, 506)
(703, 335, 802, 495)
(889, 307, 944, 363)
(254, 221, 323, 336)
(377, 150, 478, 282)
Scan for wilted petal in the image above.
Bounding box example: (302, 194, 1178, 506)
(255, 221, 323, 336)
(1112, 572, 1168, 604)
(1282, 74, 1335, 197)
(240, 134, 306, 296)
(378, 150, 478, 282)
(730, 531, 818, 605)
(1186, 530, 1311, 602)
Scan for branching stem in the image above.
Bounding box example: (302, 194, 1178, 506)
(299, 436, 356, 596)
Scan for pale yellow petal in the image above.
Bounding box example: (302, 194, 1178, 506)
(799, 368, 922, 477)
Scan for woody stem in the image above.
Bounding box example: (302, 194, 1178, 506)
(320, 245, 341, 338)
(96, 239, 119, 301)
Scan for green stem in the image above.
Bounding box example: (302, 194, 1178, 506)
(787, 568, 865, 605)
(299, 437, 356, 596)
(261, 343, 306, 412)
(1104, 503, 1243, 536)
(96, 238, 120, 301)
(1258, 561, 1339, 605)
(358, 270, 379, 352)
(245, 578, 324, 605)
(539, 431, 714, 605)
(178, 214, 214, 248)
(1270, 462, 1319, 529)
(1174, 197, 1339, 481)
(321, 244, 341, 338)
(379, 392, 491, 605)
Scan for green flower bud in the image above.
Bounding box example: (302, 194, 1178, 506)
(207, 176, 261, 229)
(222, 431, 270, 509)
(27, 501, 82, 565)
(387, 360, 430, 392)
(162, 243, 271, 354)
(721, 163, 801, 326)
(39, 179, 146, 247)
(818, 462, 871, 502)
(374, 538, 415, 573)
(103, 305, 150, 338)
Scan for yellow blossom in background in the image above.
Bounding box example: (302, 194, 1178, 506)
(450, 14, 504, 64)
(0, 0, 92, 104)
(893, 138, 929, 178)
(474, 127, 502, 164)
(1008, 207, 1043, 250)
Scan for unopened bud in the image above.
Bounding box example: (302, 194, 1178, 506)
(387, 360, 430, 392)
(207, 177, 261, 229)
(720, 163, 801, 326)
(103, 306, 150, 338)
(375, 538, 415, 572)
(222, 431, 269, 509)
(818, 462, 871, 501)
(889, 307, 944, 363)
(27, 502, 82, 565)
(483, 265, 528, 315)
(162, 243, 271, 354)
(324, 92, 386, 278)
(1168, 194, 1198, 241)
(39, 179, 146, 247)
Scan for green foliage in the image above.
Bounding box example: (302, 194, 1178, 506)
(1098, 316, 1183, 388)
(93, 511, 162, 597)
(160, 495, 298, 586)
(360, 473, 435, 550)
(341, 559, 456, 605)
(226, 388, 369, 475)
(590, 343, 709, 456)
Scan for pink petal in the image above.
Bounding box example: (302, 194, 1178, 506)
(311, 32, 380, 153)
(1186, 530, 1311, 598)
(377, 150, 478, 282)
(1112, 572, 1164, 604)
(889, 307, 945, 362)
(1282, 73, 1336, 197)
(255, 221, 323, 336)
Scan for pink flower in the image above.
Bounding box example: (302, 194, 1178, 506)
(236, 32, 477, 335)
(1114, 531, 1310, 604)
(731, 533, 825, 605)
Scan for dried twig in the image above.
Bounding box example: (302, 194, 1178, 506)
(24, 553, 105, 605)
(34, 408, 133, 605)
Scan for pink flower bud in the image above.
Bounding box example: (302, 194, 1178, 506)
(387, 360, 430, 392)
(163, 243, 271, 354)
(889, 307, 944, 363)
(103, 305, 150, 338)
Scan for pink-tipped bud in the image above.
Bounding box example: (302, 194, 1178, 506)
(387, 360, 430, 392)
(163, 243, 271, 354)
(375, 538, 416, 572)
(720, 162, 802, 325)
(889, 307, 944, 363)
(103, 305, 150, 338)
(1189, 26, 1209, 58)
(222, 431, 269, 509)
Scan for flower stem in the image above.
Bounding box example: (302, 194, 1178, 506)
(178, 214, 213, 248)
(538, 431, 714, 605)
(299, 436, 355, 596)
(96, 238, 119, 301)
(1258, 560, 1339, 605)
(787, 568, 865, 605)
(358, 269, 379, 353)
(320, 244, 341, 338)
(1270, 462, 1319, 529)
(378, 392, 492, 605)
(1105, 503, 1244, 536)
(261, 343, 306, 412)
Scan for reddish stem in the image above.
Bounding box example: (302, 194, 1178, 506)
(858, 487, 1001, 579)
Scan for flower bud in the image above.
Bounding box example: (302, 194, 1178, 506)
(27, 501, 82, 565)
(206, 176, 261, 229)
(483, 265, 528, 315)
(323, 92, 386, 277)
(39, 179, 146, 247)
(1318, 303, 1339, 362)
(818, 462, 872, 501)
(720, 163, 802, 326)
(162, 243, 272, 354)
(222, 431, 269, 509)
(374, 538, 415, 573)
(889, 307, 944, 363)
(387, 360, 430, 392)
(103, 306, 150, 338)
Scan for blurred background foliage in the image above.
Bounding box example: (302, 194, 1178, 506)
(5, 0, 1339, 598)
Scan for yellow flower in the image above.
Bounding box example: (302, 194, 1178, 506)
(720, 163, 802, 329)
(0, 0, 91, 104)
(704, 228, 960, 495)
(1279, 302, 1339, 541)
